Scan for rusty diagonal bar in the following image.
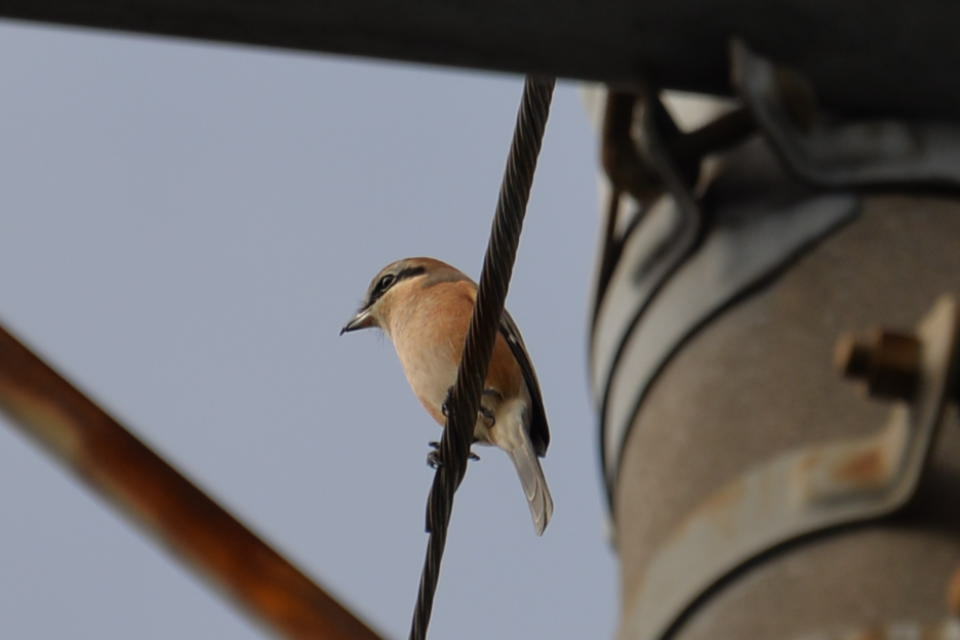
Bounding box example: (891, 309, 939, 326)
(0, 323, 381, 640)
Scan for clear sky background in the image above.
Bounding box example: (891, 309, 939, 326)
(0, 19, 615, 639)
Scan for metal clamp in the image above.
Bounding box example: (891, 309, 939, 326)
(621, 295, 960, 640)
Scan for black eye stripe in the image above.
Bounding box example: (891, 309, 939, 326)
(366, 265, 426, 306)
(376, 274, 395, 291)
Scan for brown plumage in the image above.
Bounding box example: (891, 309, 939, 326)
(341, 257, 553, 534)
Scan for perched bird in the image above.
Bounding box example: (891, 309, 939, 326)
(341, 257, 553, 535)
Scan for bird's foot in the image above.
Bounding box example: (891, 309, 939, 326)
(441, 388, 495, 429)
(427, 441, 443, 468)
(441, 388, 454, 418)
(478, 405, 495, 428)
(427, 441, 479, 468)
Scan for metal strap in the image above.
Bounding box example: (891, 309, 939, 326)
(620, 296, 960, 640)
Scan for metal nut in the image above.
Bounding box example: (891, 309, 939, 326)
(835, 329, 922, 401)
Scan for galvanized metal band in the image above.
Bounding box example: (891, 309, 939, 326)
(594, 136, 859, 500)
(619, 296, 960, 640)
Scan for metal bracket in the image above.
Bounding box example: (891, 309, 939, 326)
(621, 295, 960, 640)
(731, 39, 960, 191)
(600, 89, 755, 205)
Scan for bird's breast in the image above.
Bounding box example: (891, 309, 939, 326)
(394, 336, 460, 423)
(385, 279, 525, 433)
(388, 296, 470, 424)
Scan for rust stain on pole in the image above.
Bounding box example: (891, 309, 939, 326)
(948, 566, 960, 616)
(831, 448, 888, 486)
(0, 323, 381, 640)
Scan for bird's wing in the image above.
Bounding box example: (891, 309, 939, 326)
(499, 309, 550, 456)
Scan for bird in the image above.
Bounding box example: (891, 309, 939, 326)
(341, 256, 553, 535)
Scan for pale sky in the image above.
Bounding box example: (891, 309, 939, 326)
(0, 19, 616, 639)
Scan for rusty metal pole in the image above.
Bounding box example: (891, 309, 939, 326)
(0, 323, 381, 640)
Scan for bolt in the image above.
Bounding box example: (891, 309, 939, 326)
(835, 328, 922, 401)
(835, 336, 872, 379)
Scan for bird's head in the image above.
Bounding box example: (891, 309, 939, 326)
(340, 257, 461, 335)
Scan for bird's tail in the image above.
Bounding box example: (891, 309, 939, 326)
(506, 433, 554, 536)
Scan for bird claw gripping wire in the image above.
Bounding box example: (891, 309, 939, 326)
(440, 388, 455, 418)
(440, 388, 496, 436)
(427, 441, 480, 468)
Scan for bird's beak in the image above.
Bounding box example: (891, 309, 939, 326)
(340, 308, 375, 335)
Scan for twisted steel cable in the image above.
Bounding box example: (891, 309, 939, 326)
(409, 75, 555, 640)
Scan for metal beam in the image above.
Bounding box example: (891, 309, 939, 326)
(2, 1, 960, 119)
(0, 323, 381, 640)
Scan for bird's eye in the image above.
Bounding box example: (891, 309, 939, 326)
(376, 274, 396, 291)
